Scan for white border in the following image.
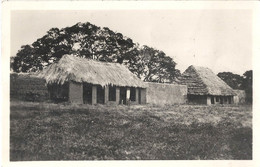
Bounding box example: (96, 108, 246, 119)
(2, 1, 260, 167)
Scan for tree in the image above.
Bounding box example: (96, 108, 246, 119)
(218, 70, 253, 104)
(11, 45, 40, 72)
(127, 45, 177, 83)
(242, 70, 253, 103)
(217, 72, 244, 90)
(11, 21, 180, 82)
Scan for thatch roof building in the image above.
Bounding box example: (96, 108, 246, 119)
(37, 55, 146, 105)
(38, 54, 146, 88)
(180, 65, 236, 105)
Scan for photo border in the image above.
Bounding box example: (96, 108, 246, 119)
(2, 1, 260, 167)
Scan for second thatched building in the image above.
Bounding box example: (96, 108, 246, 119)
(179, 65, 236, 105)
(37, 55, 147, 105)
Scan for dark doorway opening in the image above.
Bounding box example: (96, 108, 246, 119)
(138, 88, 141, 104)
(48, 82, 69, 103)
(109, 85, 116, 101)
(220, 97, 224, 104)
(97, 85, 105, 104)
(120, 87, 127, 104)
(216, 96, 219, 103)
(224, 97, 228, 103)
(83, 83, 92, 104)
(228, 96, 231, 104)
(130, 87, 136, 102)
(211, 96, 215, 104)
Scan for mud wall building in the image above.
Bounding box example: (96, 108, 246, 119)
(37, 54, 147, 105)
(146, 82, 187, 105)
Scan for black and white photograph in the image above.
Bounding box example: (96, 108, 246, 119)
(1, 1, 259, 166)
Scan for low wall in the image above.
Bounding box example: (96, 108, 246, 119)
(10, 73, 49, 102)
(234, 89, 246, 104)
(69, 81, 83, 104)
(146, 82, 187, 105)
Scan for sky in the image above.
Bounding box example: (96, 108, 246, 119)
(11, 10, 252, 75)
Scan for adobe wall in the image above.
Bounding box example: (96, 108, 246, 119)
(10, 73, 49, 102)
(234, 89, 246, 104)
(146, 82, 187, 105)
(140, 88, 147, 104)
(69, 81, 83, 104)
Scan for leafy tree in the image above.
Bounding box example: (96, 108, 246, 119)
(217, 72, 244, 89)
(128, 45, 177, 83)
(218, 70, 253, 104)
(11, 45, 41, 72)
(242, 70, 253, 103)
(11, 22, 180, 83)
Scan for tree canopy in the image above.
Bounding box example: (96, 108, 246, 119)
(242, 70, 253, 103)
(217, 70, 253, 103)
(11, 22, 180, 83)
(217, 72, 244, 90)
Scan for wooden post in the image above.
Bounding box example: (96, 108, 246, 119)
(206, 96, 211, 105)
(104, 86, 109, 104)
(135, 88, 139, 104)
(223, 97, 227, 104)
(140, 88, 147, 104)
(126, 87, 130, 105)
(92, 85, 97, 105)
(116, 87, 120, 104)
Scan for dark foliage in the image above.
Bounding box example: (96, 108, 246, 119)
(242, 70, 253, 103)
(11, 22, 179, 83)
(217, 70, 253, 103)
(217, 72, 244, 90)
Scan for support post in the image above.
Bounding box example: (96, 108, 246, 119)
(231, 96, 234, 104)
(116, 87, 120, 104)
(224, 97, 226, 104)
(140, 88, 147, 104)
(135, 88, 139, 104)
(104, 86, 109, 104)
(126, 87, 130, 105)
(92, 85, 97, 105)
(214, 96, 217, 104)
(206, 96, 211, 105)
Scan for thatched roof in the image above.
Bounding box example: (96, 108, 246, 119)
(179, 65, 235, 96)
(37, 54, 146, 88)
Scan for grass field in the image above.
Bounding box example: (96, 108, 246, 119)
(10, 101, 252, 160)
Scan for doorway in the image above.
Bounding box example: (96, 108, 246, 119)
(220, 97, 224, 104)
(83, 83, 92, 104)
(138, 88, 141, 104)
(211, 96, 215, 104)
(120, 87, 127, 104)
(97, 85, 104, 104)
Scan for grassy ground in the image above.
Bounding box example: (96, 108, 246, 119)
(10, 101, 252, 160)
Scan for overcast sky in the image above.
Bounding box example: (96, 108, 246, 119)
(11, 10, 252, 75)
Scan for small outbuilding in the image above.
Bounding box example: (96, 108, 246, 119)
(37, 54, 147, 105)
(179, 65, 236, 105)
